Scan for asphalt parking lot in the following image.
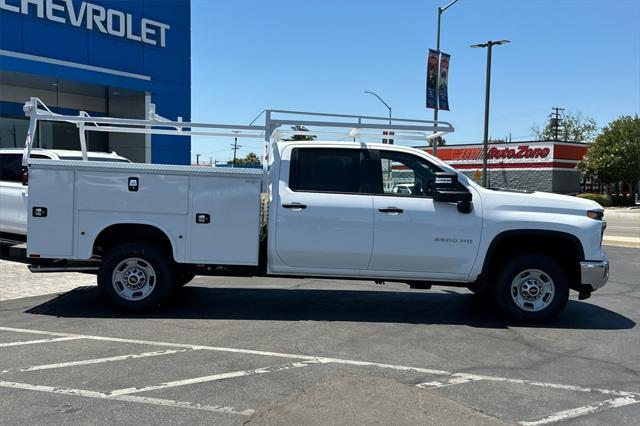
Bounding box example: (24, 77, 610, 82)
(0, 246, 638, 425)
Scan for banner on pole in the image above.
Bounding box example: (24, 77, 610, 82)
(426, 49, 438, 109)
(438, 52, 450, 111)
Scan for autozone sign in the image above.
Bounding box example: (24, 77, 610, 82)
(433, 143, 558, 168)
(487, 145, 551, 160)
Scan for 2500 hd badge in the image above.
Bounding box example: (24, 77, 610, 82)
(434, 237, 474, 244)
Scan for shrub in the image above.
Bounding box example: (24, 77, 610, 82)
(576, 193, 612, 207)
(610, 194, 636, 207)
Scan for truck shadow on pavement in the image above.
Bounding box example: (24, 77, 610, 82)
(25, 285, 635, 330)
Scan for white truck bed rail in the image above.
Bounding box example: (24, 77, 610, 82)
(22, 97, 454, 172)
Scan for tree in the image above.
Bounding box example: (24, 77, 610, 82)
(577, 115, 640, 192)
(228, 152, 261, 166)
(531, 111, 598, 142)
(284, 125, 316, 141)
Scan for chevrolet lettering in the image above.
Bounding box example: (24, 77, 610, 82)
(0, 0, 170, 47)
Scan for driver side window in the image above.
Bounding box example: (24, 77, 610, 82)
(378, 150, 439, 197)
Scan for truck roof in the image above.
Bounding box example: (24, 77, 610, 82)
(0, 148, 129, 161)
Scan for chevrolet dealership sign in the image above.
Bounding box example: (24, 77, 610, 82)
(1, 0, 170, 47)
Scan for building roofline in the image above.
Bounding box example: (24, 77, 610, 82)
(415, 140, 591, 149)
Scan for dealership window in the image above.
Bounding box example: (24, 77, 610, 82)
(0, 117, 29, 148)
(38, 121, 108, 152)
(289, 148, 365, 194)
(0, 117, 108, 151)
(375, 150, 440, 197)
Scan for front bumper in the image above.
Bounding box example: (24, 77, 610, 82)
(580, 260, 609, 291)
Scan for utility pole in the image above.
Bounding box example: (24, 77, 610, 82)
(471, 39, 510, 188)
(433, 0, 460, 157)
(550, 107, 565, 141)
(195, 154, 200, 165)
(231, 130, 242, 168)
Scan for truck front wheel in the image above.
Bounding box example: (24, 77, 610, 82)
(494, 254, 569, 322)
(98, 242, 174, 311)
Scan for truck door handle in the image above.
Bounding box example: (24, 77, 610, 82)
(282, 203, 307, 210)
(378, 207, 403, 214)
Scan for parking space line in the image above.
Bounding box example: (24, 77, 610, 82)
(0, 379, 108, 398)
(0, 326, 319, 361)
(416, 375, 484, 389)
(519, 396, 640, 425)
(0, 336, 82, 347)
(114, 395, 254, 416)
(0, 379, 253, 416)
(108, 360, 321, 397)
(442, 373, 640, 398)
(2, 325, 639, 421)
(0, 348, 195, 374)
(314, 356, 450, 376)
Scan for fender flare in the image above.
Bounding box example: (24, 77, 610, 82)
(479, 229, 585, 280)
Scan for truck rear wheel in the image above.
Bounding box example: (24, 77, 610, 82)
(98, 242, 174, 311)
(493, 254, 569, 322)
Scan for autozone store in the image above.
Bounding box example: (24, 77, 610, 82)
(422, 141, 589, 194)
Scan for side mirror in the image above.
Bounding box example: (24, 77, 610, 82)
(433, 172, 472, 203)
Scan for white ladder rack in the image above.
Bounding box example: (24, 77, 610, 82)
(22, 97, 454, 172)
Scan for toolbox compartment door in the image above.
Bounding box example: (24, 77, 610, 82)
(27, 167, 75, 258)
(186, 176, 261, 265)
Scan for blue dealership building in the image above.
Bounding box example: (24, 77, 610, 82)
(0, 0, 191, 164)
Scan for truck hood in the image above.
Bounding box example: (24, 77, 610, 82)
(481, 188, 603, 216)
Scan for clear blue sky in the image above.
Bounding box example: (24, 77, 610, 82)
(190, 0, 640, 163)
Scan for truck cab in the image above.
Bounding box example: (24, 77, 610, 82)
(268, 142, 481, 282)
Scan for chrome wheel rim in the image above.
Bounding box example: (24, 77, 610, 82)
(510, 269, 555, 312)
(112, 258, 156, 301)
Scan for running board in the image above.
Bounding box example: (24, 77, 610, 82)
(28, 264, 99, 273)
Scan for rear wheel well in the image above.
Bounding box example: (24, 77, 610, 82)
(93, 224, 174, 260)
(482, 231, 583, 291)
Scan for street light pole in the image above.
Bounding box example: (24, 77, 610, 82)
(471, 39, 510, 188)
(433, 0, 460, 157)
(364, 90, 392, 143)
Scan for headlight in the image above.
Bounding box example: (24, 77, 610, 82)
(587, 210, 604, 220)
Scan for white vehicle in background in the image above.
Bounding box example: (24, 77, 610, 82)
(0, 148, 130, 237)
(392, 183, 416, 195)
(20, 98, 609, 322)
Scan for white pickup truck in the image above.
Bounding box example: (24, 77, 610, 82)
(21, 99, 609, 322)
(0, 148, 129, 237)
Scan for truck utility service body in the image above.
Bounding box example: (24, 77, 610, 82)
(21, 98, 609, 321)
(0, 148, 129, 237)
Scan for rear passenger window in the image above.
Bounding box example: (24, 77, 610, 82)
(0, 153, 50, 182)
(289, 148, 363, 194)
(0, 154, 22, 182)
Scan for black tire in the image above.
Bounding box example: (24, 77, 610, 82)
(175, 267, 196, 288)
(467, 282, 492, 300)
(98, 242, 174, 311)
(493, 254, 569, 322)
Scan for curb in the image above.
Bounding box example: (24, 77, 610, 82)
(603, 236, 640, 249)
